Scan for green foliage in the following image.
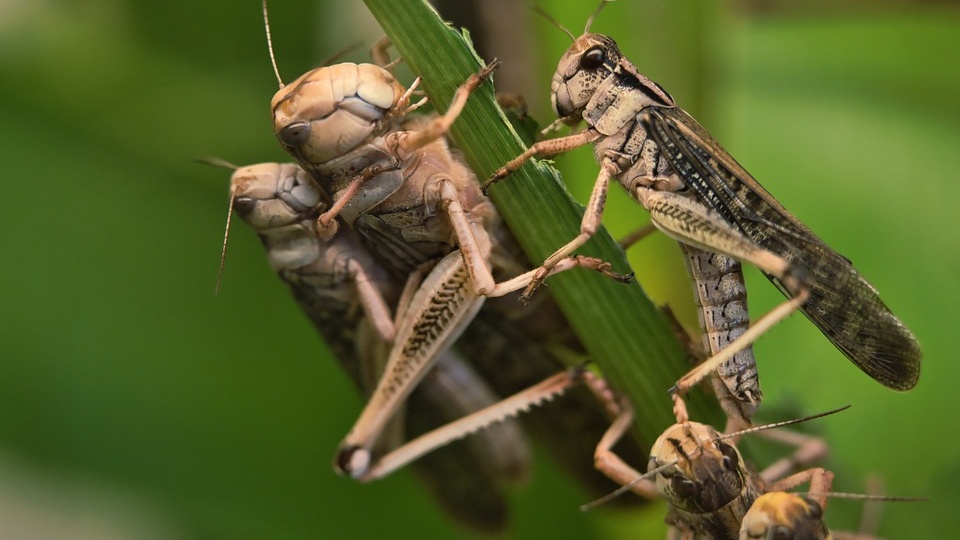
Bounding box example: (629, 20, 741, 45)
(0, 1, 957, 538)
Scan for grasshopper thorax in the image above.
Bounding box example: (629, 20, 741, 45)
(271, 63, 406, 164)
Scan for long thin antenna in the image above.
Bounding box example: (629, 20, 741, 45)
(532, 6, 575, 42)
(714, 405, 851, 442)
(195, 157, 240, 294)
(216, 185, 238, 294)
(580, 461, 675, 512)
(262, 0, 284, 88)
(584, 0, 613, 34)
(804, 492, 926, 503)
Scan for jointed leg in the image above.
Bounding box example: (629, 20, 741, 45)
(401, 60, 502, 151)
(355, 369, 583, 482)
(316, 162, 400, 238)
(483, 129, 602, 191)
(520, 159, 618, 300)
(348, 259, 398, 342)
(578, 371, 660, 501)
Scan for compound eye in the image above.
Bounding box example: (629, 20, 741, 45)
(277, 121, 311, 148)
(232, 196, 256, 217)
(718, 442, 741, 471)
(673, 477, 699, 499)
(579, 46, 606, 70)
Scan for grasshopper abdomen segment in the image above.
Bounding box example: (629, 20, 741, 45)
(681, 245, 761, 424)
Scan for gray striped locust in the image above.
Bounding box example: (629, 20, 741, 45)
(483, 3, 921, 429)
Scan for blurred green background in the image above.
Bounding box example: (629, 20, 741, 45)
(1, 0, 957, 538)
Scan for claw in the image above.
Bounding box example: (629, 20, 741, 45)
(608, 270, 634, 284)
(464, 59, 501, 93)
(518, 290, 534, 305)
(482, 170, 507, 194)
(518, 281, 541, 304)
(518, 267, 550, 303)
(478, 58, 501, 80)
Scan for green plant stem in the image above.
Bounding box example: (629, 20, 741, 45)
(363, 0, 718, 449)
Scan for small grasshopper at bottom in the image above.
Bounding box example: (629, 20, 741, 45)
(580, 382, 850, 539)
(222, 161, 532, 531)
(484, 4, 921, 428)
(582, 393, 918, 540)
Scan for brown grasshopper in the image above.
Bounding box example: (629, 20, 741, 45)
(484, 5, 921, 428)
(223, 161, 531, 531)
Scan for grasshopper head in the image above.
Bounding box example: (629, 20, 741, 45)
(271, 63, 405, 164)
(229, 162, 327, 272)
(740, 492, 829, 540)
(648, 422, 749, 514)
(230, 163, 322, 230)
(551, 33, 623, 125)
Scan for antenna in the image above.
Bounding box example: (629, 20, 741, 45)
(714, 405, 851, 442)
(262, 0, 284, 88)
(195, 157, 240, 294)
(584, 0, 613, 34)
(532, 6, 575, 42)
(580, 460, 675, 512)
(216, 183, 238, 294)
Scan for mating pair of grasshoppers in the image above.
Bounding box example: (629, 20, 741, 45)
(215, 0, 921, 536)
(216, 0, 646, 530)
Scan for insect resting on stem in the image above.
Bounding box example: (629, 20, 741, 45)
(484, 2, 921, 428)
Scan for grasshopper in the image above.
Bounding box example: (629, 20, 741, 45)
(484, 5, 921, 427)
(223, 161, 532, 531)
(269, 48, 505, 292)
